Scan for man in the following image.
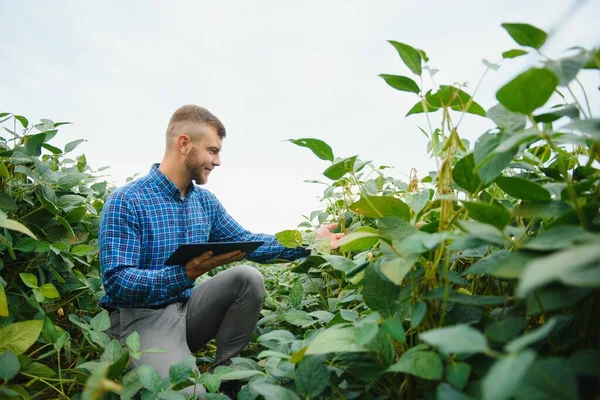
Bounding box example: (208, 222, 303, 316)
(99, 105, 343, 396)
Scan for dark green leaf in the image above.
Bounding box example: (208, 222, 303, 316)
(138, 365, 170, 392)
(457, 221, 506, 246)
(504, 316, 571, 353)
(474, 133, 518, 184)
(15, 115, 29, 128)
(533, 104, 579, 123)
(25, 133, 46, 157)
(410, 301, 427, 329)
(545, 54, 587, 86)
(90, 311, 110, 332)
(289, 279, 303, 309)
(453, 154, 483, 194)
(437, 383, 472, 400)
(516, 358, 578, 400)
(485, 316, 526, 343)
(522, 225, 597, 251)
(513, 201, 572, 218)
(380, 256, 415, 285)
(295, 355, 329, 398)
(501, 23, 547, 49)
(463, 201, 511, 229)
(169, 355, 196, 386)
(462, 250, 531, 279)
(323, 156, 357, 180)
(382, 319, 405, 343)
(568, 349, 600, 377)
(288, 138, 334, 162)
(388, 41, 422, 75)
(446, 362, 471, 390)
(496, 68, 558, 114)
(250, 382, 301, 400)
(363, 264, 401, 318)
(407, 86, 486, 117)
(496, 177, 551, 202)
(379, 74, 420, 94)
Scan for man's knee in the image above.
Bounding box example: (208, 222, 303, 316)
(231, 265, 265, 299)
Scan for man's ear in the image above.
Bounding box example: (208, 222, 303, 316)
(177, 134, 191, 155)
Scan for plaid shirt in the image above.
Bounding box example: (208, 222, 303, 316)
(98, 164, 309, 309)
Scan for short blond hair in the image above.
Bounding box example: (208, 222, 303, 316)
(166, 105, 226, 144)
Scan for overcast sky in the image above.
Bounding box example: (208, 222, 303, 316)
(1, 1, 598, 234)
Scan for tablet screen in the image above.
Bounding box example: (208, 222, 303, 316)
(164, 241, 264, 265)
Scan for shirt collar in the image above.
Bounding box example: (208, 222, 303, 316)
(148, 163, 196, 200)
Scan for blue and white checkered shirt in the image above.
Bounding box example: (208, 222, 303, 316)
(99, 164, 309, 309)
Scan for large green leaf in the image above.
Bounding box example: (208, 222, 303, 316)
(379, 256, 415, 285)
(496, 68, 558, 114)
(275, 229, 302, 248)
(379, 74, 420, 94)
(462, 250, 531, 279)
(0, 351, 20, 380)
(377, 217, 418, 243)
(338, 229, 380, 252)
(289, 279, 303, 309)
(462, 201, 511, 229)
(453, 154, 483, 194)
(295, 355, 329, 399)
(138, 365, 170, 392)
(457, 221, 506, 246)
(504, 316, 570, 353)
(25, 133, 46, 157)
(446, 362, 472, 390)
(323, 156, 357, 180)
(545, 54, 587, 86)
(363, 264, 401, 318)
(516, 358, 578, 400)
(387, 350, 443, 380)
(0, 320, 44, 355)
(482, 350, 536, 400)
(350, 196, 410, 221)
(169, 355, 196, 386)
(419, 324, 489, 355)
(281, 309, 314, 326)
(388, 41, 422, 75)
(288, 138, 334, 162)
(496, 177, 551, 202)
(522, 225, 598, 251)
(0, 217, 37, 239)
(473, 133, 518, 184)
(305, 326, 366, 355)
(250, 382, 301, 400)
(501, 23, 547, 49)
(517, 242, 600, 296)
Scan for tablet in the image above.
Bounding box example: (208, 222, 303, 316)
(164, 241, 264, 265)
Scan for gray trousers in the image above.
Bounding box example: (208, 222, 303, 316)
(108, 265, 265, 396)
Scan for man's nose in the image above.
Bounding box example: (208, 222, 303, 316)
(213, 155, 221, 166)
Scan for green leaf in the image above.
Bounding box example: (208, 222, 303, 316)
(501, 23, 547, 49)
(533, 104, 579, 123)
(487, 103, 526, 132)
(358, 323, 379, 346)
(420, 324, 489, 355)
(19, 273, 38, 288)
(446, 362, 471, 390)
(517, 358, 578, 400)
(388, 41, 422, 75)
(545, 54, 587, 86)
(90, 311, 111, 332)
(281, 309, 313, 326)
(568, 349, 600, 377)
(463, 201, 511, 229)
(289, 279, 303, 309)
(0, 285, 8, 317)
(485, 316, 526, 343)
(411, 189, 430, 215)
(387, 350, 443, 380)
(25, 133, 46, 157)
(378, 216, 418, 243)
(380, 256, 415, 285)
(522, 225, 597, 251)
(517, 243, 600, 296)
(411, 301, 427, 329)
(71, 244, 95, 256)
(482, 350, 536, 400)
(323, 156, 357, 180)
(453, 154, 483, 194)
(496, 177, 551, 202)
(0, 217, 37, 239)
(275, 229, 302, 248)
(56, 194, 86, 209)
(437, 383, 472, 400)
(126, 332, 141, 352)
(288, 138, 334, 162)
(0, 320, 43, 354)
(250, 382, 301, 400)
(22, 360, 56, 378)
(350, 196, 410, 221)
(504, 316, 569, 353)
(363, 264, 401, 318)
(323, 255, 355, 273)
(0, 161, 9, 178)
(379, 74, 420, 94)
(138, 365, 170, 392)
(39, 283, 60, 299)
(0, 351, 20, 380)
(338, 229, 380, 252)
(295, 355, 329, 399)
(513, 201, 572, 218)
(64, 139, 86, 154)
(407, 86, 486, 117)
(462, 250, 531, 279)
(220, 370, 263, 381)
(382, 319, 405, 343)
(502, 49, 529, 59)
(457, 221, 506, 246)
(306, 326, 366, 355)
(169, 355, 196, 386)
(474, 133, 518, 185)
(15, 115, 29, 128)
(496, 68, 558, 114)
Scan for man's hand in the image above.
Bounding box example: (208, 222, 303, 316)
(315, 222, 345, 249)
(185, 250, 246, 281)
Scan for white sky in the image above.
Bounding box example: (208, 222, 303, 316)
(1, 1, 598, 234)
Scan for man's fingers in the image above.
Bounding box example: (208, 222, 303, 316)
(333, 233, 344, 239)
(323, 222, 339, 230)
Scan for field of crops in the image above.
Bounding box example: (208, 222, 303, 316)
(0, 22, 598, 399)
